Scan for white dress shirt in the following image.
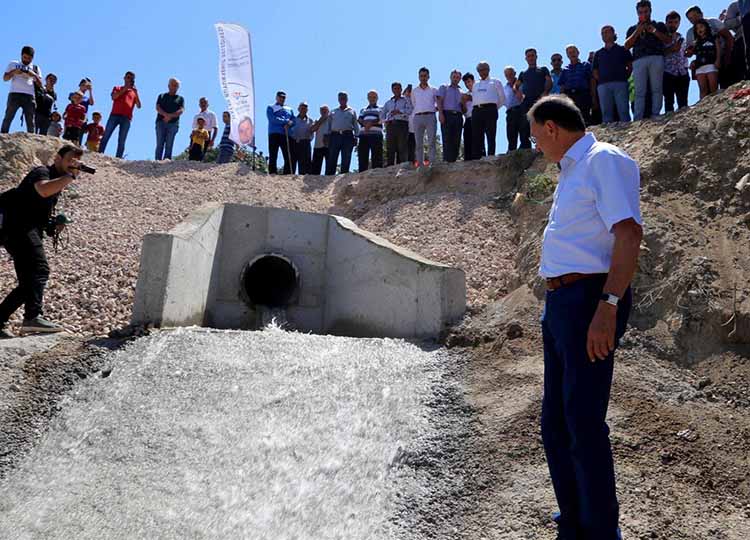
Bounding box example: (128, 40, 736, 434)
(471, 77, 506, 108)
(411, 85, 438, 114)
(193, 110, 219, 132)
(539, 133, 642, 278)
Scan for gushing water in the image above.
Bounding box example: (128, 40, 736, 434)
(0, 326, 446, 539)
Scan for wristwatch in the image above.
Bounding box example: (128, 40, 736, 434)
(601, 293, 620, 307)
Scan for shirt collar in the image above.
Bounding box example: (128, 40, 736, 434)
(561, 132, 596, 168)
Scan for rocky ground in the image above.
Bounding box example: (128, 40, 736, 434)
(1, 83, 749, 538)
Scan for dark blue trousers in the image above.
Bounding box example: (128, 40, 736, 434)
(541, 275, 631, 540)
(326, 132, 355, 175)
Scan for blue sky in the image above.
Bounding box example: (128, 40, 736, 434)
(1, 0, 732, 162)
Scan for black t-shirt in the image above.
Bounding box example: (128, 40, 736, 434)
(694, 37, 718, 68)
(5, 165, 61, 233)
(156, 93, 185, 125)
(627, 22, 669, 60)
(35, 88, 57, 117)
(518, 66, 551, 108)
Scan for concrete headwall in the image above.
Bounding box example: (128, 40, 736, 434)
(132, 204, 466, 338)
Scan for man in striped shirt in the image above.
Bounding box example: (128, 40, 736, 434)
(216, 111, 236, 164)
(357, 90, 383, 172)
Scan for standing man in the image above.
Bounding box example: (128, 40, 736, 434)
(216, 111, 237, 164)
(2, 46, 42, 134)
(0, 145, 85, 337)
(517, 48, 553, 138)
(99, 71, 141, 158)
(34, 73, 57, 136)
(357, 91, 384, 172)
(663, 11, 691, 112)
(310, 105, 331, 175)
(593, 26, 634, 123)
(291, 102, 314, 174)
(266, 91, 295, 175)
(550, 54, 564, 94)
(461, 73, 476, 161)
(411, 67, 438, 167)
(154, 78, 185, 161)
(625, 1, 672, 120)
(503, 67, 529, 151)
(326, 92, 359, 175)
(437, 70, 464, 163)
(382, 82, 412, 166)
(528, 95, 643, 540)
(559, 45, 596, 125)
(685, 5, 735, 88)
(724, 1, 748, 81)
(741, 0, 750, 77)
(471, 61, 506, 159)
(193, 97, 219, 155)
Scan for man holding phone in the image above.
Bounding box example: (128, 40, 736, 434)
(2, 46, 43, 134)
(624, 0, 672, 120)
(99, 71, 141, 158)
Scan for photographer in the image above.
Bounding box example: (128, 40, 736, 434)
(2, 45, 43, 134)
(0, 145, 82, 337)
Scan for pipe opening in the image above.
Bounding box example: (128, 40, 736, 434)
(242, 254, 299, 308)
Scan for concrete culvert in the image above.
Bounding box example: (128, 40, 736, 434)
(242, 254, 299, 308)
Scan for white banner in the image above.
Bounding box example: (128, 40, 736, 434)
(215, 23, 255, 147)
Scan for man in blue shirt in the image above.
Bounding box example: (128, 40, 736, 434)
(503, 67, 529, 151)
(266, 91, 295, 175)
(559, 45, 595, 125)
(593, 25, 634, 123)
(529, 95, 643, 540)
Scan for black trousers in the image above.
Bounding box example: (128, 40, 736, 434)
(441, 111, 463, 162)
(311, 147, 328, 175)
(471, 104, 498, 158)
(745, 15, 750, 79)
(463, 117, 477, 161)
(506, 106, 531, 152)
(293, 139, 311, 174)
(358, 134, 383, 172)
(268, 132, 292, 175)
(385, 121, 409, 166)
(63, 126, 81, 143)
(35, 113, 51, 136)
(731, 37, 748, 82)
(663, 73, 690, 113)
(1, 93, 35, 134)
(564, 89, 593, 126)
(0, 229, 49, 324)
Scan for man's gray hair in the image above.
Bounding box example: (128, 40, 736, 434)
(504, 66, 516, 74)
(169, 77, 181, 86)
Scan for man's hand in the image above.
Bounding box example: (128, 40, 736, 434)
(587, 303, 617, 361)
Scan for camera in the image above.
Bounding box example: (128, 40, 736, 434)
(45, 213, 72, 238)
(77, 163, 96, 175)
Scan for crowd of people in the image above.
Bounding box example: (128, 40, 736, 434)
(2, 56, 238, 163)
(266, 1, 750, 175)
(2, 2, 749, 173)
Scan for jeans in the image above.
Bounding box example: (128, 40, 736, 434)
(506, 106, 531, 151)
(35, 113, 51, 136)
(311, 147, 328, 174)
(597, 81, 631, 123)
(0, 229, 49, 324)
(633, 55, 664, 120)
(412, 113, 437, 164)
(541, 275, 631, 540)
(268, 132, 292, 174)
(440, 111, 463, 162)
(216, 149, 233, 164)
(662, 73, 690, 113)
(99, 114, 132, 158)
(1, 93, 35, 134)
(155, 120, 179, 160)
(385, 121, 409, 166)
(357, 134, 383, 172)
(471, 104, 498, 158)
(326, 131, 355, 175)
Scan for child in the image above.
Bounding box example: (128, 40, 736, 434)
(63, 92, 86, 143)
(85, 112, 105, 152)
(47, 111, 63, 138)
(216, 111, 237, 164)
(189, 117, 210, 161)
(693, 19, 721, 99)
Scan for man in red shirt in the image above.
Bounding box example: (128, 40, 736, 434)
(99, 71, 141, 158)
(62, 91, 86, 142)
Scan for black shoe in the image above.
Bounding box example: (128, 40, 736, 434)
(0, 326, 15, 339)
(20, 317, 64, 334)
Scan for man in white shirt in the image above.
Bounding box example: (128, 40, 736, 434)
(471, 61, 506, 159)
(192, 97, 219, 152)
(2, 45, 43, 134)
(410, 67, 438, 167)
(461, 73, 476, 160)
(528, 95, 643, 540)
(684, 5, 736, 87)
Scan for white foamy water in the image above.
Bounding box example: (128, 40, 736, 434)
(0, 326, 445, 539)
